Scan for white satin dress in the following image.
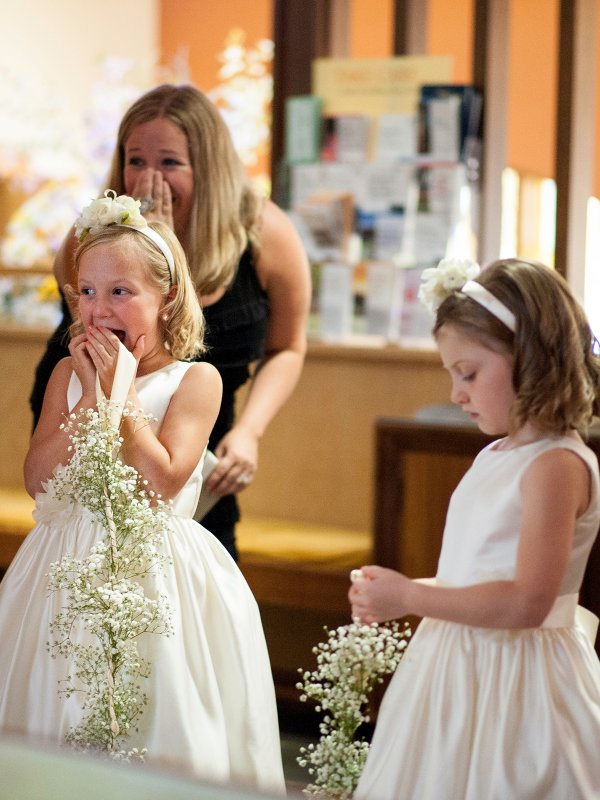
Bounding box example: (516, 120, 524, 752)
(356, 436, 600, 800)
(0, 360, 284, 793)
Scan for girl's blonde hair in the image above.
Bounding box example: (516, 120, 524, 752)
(106, 84, 262, 294)
(434, 258, 600, 434)
(69, 221, 205, 360)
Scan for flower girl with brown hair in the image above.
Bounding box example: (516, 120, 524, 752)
(350, 258, 600, 799)
(0, 193, 284, 792)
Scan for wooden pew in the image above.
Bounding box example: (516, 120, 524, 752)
(0, 491, 369, 614)
(0, 487, 35, 575)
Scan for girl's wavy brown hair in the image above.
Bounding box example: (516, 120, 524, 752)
(68, 221, 205, 361)
(433, 258, 600, 435)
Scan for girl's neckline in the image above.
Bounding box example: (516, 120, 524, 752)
(136, 359, 179, 379)
(491, 431, 582, 452)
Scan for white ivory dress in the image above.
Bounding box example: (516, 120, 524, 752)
(355, 436, 600, 800)
(0, 359, 284, 793)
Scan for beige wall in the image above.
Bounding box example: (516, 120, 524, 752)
(240, 343, 450, 533)
(2, 0, 158, 105)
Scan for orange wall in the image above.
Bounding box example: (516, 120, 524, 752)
(428, 0, 559, 181)
(160, 0, 272, 92)
(427, 0, 474, 83)
(507, 0, 559, 180)
(349, 0, 474, 77)
(349, 0, 393, 58)
(159, 1, 598, 197)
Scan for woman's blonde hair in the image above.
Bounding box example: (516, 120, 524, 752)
(69, 221, 205, 360)
(434, 258, 600, 434)
(106, 84, 262, 294)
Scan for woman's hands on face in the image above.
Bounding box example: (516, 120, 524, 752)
(131, 169, 174, 230)
(203, 427, 259, 497)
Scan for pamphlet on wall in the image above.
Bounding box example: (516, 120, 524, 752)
(365, 261, 406, 339)
(319, 262, 354, 339)
(423, 95, 462, 161)
(290, 162, 363, 210)
(398, 266, 436, 341)
(373, 211, 405, 260)
(372, 113, 418, 162)
(285, 95, 323, 164)
(413, 163, 465, 263)
(358, 162, 415, 213)
(321, 115, 372, 163)
(419, 85, 483, 162)
(312, 55, 452, 117)
(291, 190, 354, 263)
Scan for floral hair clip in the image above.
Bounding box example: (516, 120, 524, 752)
(418, 258, 481, 314)
(74, 190, 145, 240)
(419, 257, 516, 332)
(74, 190, 175, 283)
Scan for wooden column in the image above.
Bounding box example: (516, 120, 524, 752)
(393, 0, 428, 54)
(472, 0, 510, 265)
(329, 0, 351, 57)
(554, 0, 597, 289)
(270, 0, 351, 203)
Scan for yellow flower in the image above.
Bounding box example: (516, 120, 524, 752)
(36, 275, 60, 302)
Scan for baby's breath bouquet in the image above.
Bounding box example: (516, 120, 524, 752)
(46, 399, 174, 758)
(297, 619, 411, 799)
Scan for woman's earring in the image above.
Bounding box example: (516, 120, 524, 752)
(162, 312, 169, 322)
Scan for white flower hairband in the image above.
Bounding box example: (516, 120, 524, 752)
(74, 190, 175, 283)
(419, 257, 516, 332)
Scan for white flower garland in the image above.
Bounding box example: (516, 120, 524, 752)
(47, 399, 173, 758)
(297, 620, 411, 799)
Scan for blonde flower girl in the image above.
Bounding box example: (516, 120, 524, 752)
(0, 193, 285, 793)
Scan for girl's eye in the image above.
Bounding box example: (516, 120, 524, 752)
(79, 287, 94, 297)
(127, 156, 144, 167)
(162, 157, 182, 167)
(113, 287, 129, 296)
(462, 372, 476, 382)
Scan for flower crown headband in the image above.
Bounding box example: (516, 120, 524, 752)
(74, 190, 175, 283)
(418, 257, 517, 332)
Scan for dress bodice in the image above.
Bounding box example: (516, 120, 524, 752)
(67, 361, 205, 519)
(437, 436, 600, 594)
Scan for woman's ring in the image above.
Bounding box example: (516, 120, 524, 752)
(140, 197, 154, 214)
(238, 473, 251, 484)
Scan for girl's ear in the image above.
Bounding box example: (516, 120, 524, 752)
(161, 285, 178, 322)
(166, 285, 178, 304)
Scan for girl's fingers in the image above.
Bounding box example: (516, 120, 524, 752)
(84, 327, 120, 373)
(87, 325, 119, 350)
(131, 335, 145, 363)
(69, 333, 87, 348)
